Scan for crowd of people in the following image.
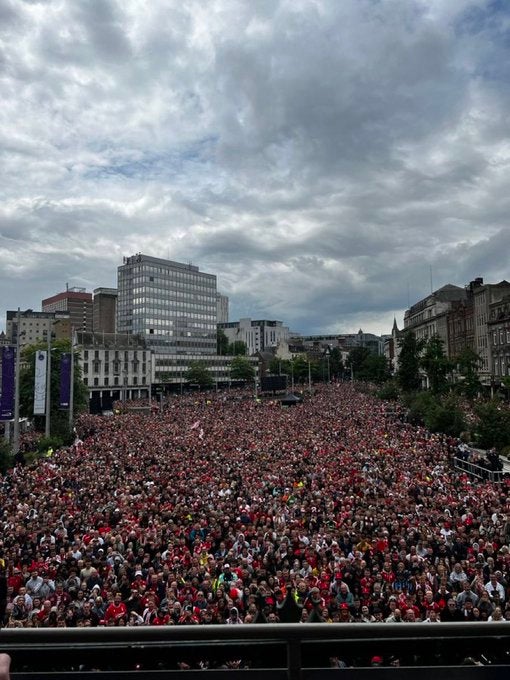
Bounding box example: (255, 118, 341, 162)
(0, 383, 508, 641)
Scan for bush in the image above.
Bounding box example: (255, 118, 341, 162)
(376, 381, 400, 401)
(405, 391, 435, 425)
(37, 436, 64, 455)
(474, 401, 510, 452)
(423, 398, 466, 437)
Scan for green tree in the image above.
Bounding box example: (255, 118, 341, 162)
(502, 376, 510, 401)
(357, 354, 390, 384)
(185, 361, 213, 388)
(346, 347, 371, 379)
(329, 347, 344, 379)
(230, 356, 255, 381)
(269, 358, 291, 376)
(228, 340, 248, 356)
(455, 348, 481, 399)
(291, 356, 312, 383)
(19, 339, 88, 441)
(217, 328, 229, 355)
(376, 380, 400, 400)
(474, 400, 510, 451)
(420, 335, 453, 394)
(396, 331, 424, 392)
(423, 396, 466, 437)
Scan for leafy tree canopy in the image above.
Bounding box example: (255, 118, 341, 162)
(228, 340, 247, 356)
(396, 331, 424, 392)
(230, 356, 255, 381)
(185, 361, 213, 388)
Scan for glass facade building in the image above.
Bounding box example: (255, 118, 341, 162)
(117, 254, 217, 355)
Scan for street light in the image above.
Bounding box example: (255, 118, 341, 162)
(122, 368, 128, 402)
(325, 347, 331, 383)
(45, 330, 53, 438)
(69, 327, 75, 432)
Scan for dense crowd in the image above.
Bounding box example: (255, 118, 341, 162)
(0, 383, 509, 631)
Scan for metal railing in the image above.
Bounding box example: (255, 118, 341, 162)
(453, 456, 504, 483)
(1, 622, 509, 678)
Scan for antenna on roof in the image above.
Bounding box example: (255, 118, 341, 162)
(430, 265, 434, 294)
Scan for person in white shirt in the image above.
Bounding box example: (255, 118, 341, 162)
(484, 574, 505, 603)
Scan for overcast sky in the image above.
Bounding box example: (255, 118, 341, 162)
(1, 0, 509, 335)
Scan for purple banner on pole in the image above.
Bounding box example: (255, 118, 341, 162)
(0, 346, 15, 420)
(59, 353, 71, 409)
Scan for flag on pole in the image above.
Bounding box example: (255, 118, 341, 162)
(59, 353, 71, 409)
(34, 350, 47, 415)
(0, 346, 15, 420)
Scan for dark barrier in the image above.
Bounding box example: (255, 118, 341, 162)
(1, 622, 509, 678)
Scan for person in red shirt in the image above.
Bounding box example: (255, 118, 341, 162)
(104, 592, 127, 624)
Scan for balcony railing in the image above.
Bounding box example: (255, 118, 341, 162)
(0, 622, 509, 678)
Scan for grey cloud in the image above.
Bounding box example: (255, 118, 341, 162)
(0, 0, 509, 336)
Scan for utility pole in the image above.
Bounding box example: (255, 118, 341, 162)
(69, 327, 75, 432)
(45, 329, 51, 438)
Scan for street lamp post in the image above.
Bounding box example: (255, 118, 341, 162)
(123, 370, 128, 403)
(69, 327, 75, 432)
(308, 360, 312, 395)
(325, 347, 331, 383)
(45, 330, 52, 438)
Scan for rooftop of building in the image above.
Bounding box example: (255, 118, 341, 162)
(42, 290, 92, 304)
(93, 287, 118, 296)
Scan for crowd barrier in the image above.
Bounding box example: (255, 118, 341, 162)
(1, 622, 509, 678)
(453, 457, 504, 483)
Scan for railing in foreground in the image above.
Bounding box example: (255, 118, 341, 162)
(453, 456, 504, 483)
(1, 622, 509, 678)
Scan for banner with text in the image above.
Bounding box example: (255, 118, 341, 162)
(59, 353, 71, 409)
(34, 350, 47, 415)
(0, 346, 15, 420)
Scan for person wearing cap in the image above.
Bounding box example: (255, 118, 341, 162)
(217, 563, 238, 588)
(370, 656, 383, 666)
(337, 603, 352, 622)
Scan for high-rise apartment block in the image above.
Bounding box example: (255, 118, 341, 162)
(117, 254, 217, 355)
(42, 287, 93, 333)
